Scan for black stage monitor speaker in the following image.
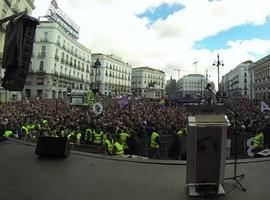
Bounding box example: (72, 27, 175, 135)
(35, 136, 70, 158)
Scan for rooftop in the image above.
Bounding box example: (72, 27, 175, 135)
(133, 66, 165, 74)
(1, 140, 270, 200)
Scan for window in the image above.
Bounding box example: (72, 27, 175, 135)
(54, 63, 56, 73)
(39, 61, 44, 71)
(44, 32, 48, 40)
(1, 9, 7, 18)
(60, 66, 63, 74)
(41, 46, 46, 54)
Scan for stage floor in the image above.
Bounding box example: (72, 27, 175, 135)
(0, 140, 270, 200)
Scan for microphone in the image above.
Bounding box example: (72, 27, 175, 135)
(205, 83, 211, 90)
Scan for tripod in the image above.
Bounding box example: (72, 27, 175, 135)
(205, 85, 246, 192)
(224, 113, 246, 191)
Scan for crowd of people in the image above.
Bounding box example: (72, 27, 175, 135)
(0, 96, 269, 158)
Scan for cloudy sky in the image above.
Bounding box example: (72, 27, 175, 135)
(32, 0, 270, 85)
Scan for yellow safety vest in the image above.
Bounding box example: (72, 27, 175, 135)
(104, 139, 114, 154)
(67, 131, 75, 139)
(21, 125, 29, 135)
(150, 132, 160, 149)
(93, 131, 103, 144)
(254, 132, 264, 148)
(3, 130, 13, 137)
(113, 142, 124, 155)
(120, 132, 129, 149)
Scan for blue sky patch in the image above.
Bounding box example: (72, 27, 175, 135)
(194, 17, 270, 51)
(137, 2, 184, 26)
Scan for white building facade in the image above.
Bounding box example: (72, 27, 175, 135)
(176, 74, 206, 99)
(23, 2, 92, 99)
(220, 61, 252, 99)
(0, 0, 35, 101)
(91, 54, 132, 96)
(248, 55, 270, 100)
(131, 67, 165, 98)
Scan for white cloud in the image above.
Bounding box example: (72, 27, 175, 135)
(32, 0, 270, 86)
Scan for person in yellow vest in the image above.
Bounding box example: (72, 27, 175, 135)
(3, 130, 13, 138)
(21, 124, 29, 138)
(104, 133, 114, 155)
(112, 134, 124, 156)
(93, 127, 103, 145)
(254, 129, 264, 151)
(120, 127, 130, 154)
(76, 131, 82, 145)
(177, 126, 187, 160)
(67, 130, 76, 144)
(149, 130, 160, 159)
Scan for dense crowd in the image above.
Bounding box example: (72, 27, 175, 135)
(0, 96, 269, 157)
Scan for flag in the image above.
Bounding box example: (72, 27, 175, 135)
(159, 96, 165, 109)
(261, 101, 270, 112)
(120, 95, 129, 108)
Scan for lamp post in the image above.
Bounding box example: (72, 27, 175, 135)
(213, 53, 224, 91)
(92, 58, 101, 101)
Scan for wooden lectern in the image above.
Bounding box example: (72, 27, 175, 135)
(186, 109, 230, 196)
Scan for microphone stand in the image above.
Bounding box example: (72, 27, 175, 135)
(205, 87, 246, 192)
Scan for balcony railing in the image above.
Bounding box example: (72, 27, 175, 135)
(4, 0, 11, 7)
(40, 38, 48, 42)
(38, 52, 46, 58)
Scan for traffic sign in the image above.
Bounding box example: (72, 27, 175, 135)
(92, 102, 103, 115)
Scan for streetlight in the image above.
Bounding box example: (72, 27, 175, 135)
(92, 58, 101, 100)
(213, 53, 224, 91)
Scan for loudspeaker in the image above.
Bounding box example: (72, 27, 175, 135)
(35, 136, 70, 158)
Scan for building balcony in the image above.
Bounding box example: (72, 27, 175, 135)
(38, 53, 46, 58)
(4, 0, 11, 7)
(55, 55, 59, 60)
(40, 38, 48, 42)
(36, 70, 46, 75)
(61, 58, 65, 63)
(65, 60, 69, 65)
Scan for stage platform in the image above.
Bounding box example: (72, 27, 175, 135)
(0, 139, 270, 200)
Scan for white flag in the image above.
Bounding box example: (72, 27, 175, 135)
(261, 101, 270, 112)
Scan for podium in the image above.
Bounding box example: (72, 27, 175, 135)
(186, 112, 230, 196)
